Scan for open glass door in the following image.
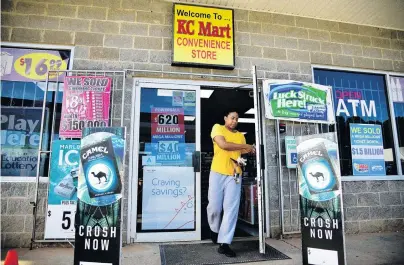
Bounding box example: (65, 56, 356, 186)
(252, 67, 266, 253)
(131, 81, 201, 242)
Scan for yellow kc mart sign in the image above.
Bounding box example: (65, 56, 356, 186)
(172, 4, 235, 69)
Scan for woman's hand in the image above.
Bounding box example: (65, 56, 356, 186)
(243, 144, 256, 154)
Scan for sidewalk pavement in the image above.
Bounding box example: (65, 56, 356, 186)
(2, 232, 404, 265)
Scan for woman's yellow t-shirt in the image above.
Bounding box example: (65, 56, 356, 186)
(210, 124, 246, 176)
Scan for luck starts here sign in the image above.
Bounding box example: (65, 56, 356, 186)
(172, 4, 235, 69)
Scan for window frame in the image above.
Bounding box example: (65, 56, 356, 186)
(1, 42, 75, 183)
(312, 64, 404, 181)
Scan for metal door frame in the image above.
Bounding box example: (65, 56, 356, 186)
(129, 79, 201, 242)
(252, 66, 266, 254)
(126, 75, 270, 245)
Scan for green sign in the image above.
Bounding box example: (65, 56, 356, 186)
(263, 81, 334, 124)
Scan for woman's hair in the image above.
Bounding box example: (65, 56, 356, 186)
(224, 109, 239, 117)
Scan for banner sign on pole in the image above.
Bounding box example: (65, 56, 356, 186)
(74, 127, 126, 265)
(0, 47, 69, 82)
(263, 80, 335, 124)
(172, 3, 235, 69)
(45, 140, 80, 239)
(141, 166, 195, 230)
(296, 133, 346, 265)
(60, 76, 112, 138)
(150, 107, 186, 165)
(1, 107, 48, 177)
(349, 124, 385, 176)
(285, 136, 297, 169)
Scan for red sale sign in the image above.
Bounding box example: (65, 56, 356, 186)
(151, 108, 184, 135)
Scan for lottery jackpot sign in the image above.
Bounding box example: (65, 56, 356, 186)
(60, 76, 111, 138)
(151, 108, 185, 135)
(151, 108, 186, 165)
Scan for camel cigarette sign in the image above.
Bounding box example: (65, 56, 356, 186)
(172, 3, 235, 69)
(263, 80, 335, 124)
(74, 127, 126, 265)
(296, 133, 346, 265)
(81, 137, 122, 198)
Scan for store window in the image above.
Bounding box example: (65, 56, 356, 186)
(1, 46, 71, 178)
(390, 76, 404, 172)
(314, 69, 397, 177)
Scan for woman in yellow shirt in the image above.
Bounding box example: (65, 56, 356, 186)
(207, 109, 255, 257)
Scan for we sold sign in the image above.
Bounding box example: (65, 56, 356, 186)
(172, 4, 235, 69)
(350, 124, 385, 176)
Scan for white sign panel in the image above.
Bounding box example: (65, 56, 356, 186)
(142, 166, 195, 230)
(307, 247, 338, 265)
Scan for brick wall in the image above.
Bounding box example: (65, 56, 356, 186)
(1, 0, 404, 247)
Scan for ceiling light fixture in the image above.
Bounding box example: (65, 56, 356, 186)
(238, 118, 255, 124)
(184, 116, 196, 121)
(245, 108, 255, 115)
(157, 89, 173, 97)
(201, 89, 214, 98)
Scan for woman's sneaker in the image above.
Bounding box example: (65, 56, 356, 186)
(218, 244, 236, 257)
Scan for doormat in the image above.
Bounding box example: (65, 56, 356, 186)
(159, 240, 291, 265)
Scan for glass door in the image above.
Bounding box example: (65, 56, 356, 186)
(131, 81, 201, 242)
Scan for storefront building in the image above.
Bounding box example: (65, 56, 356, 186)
(1, 0, 404, 248)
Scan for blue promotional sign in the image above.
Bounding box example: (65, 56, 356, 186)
(151, 134, 186, 165)
(45, 140, 80, 239)
(350, 124, 386, 176)
(1, 107, 48, 177)
(150, 107, 186, 166)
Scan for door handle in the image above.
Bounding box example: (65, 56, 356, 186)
(193, 151, 201, 172)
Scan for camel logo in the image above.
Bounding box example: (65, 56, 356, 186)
(87, 164, 113, 191)
(303, 161, 336, 194)
(309, 172, 324, 182)
(91, 171, 108, 184)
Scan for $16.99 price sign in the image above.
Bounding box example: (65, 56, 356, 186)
(60, 76, 112, 138)
(1, 48, 69, 82)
